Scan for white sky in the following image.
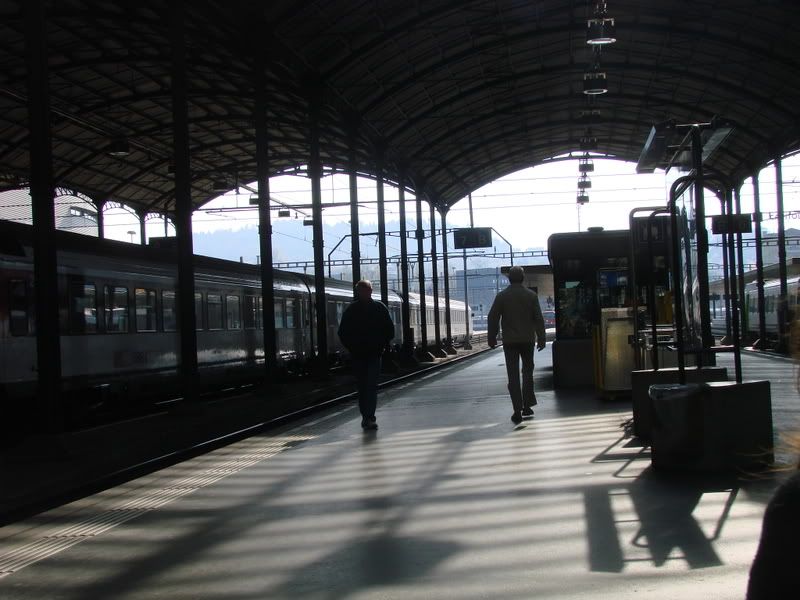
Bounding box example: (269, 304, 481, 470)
(99, 154, 800, 257)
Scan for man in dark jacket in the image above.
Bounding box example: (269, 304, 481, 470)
(337, 279, 395, 430)
(487, 266, 546, 425)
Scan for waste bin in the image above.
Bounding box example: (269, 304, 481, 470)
(649, 383, 707, 470)
(649, 380, 773, 472)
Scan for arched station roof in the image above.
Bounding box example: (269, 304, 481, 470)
(1, 1, 799, 216)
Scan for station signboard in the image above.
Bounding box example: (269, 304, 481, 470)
(711, 214, 752, 234)
(453, 227, 493, 249)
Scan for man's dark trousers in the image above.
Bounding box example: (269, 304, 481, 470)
(502, 342, 536, 413)
(352, 355, 382, 420)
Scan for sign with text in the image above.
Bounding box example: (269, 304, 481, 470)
(711, 213, 752, 235)
(453, 227, 493, 249)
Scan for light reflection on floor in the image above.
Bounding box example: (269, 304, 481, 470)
(0, 349, 786, 600)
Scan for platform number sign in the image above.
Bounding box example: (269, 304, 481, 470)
(711, 214, 752, 235)
(453, 227, 493, 249)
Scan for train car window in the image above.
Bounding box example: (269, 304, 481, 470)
(285, 298, 295, 328)
(274, 299, 284, 328)
(9, 279, 30, 336)
(104, 285, 129, 333)
(194, 292, 204, 330)
(256, 296, 263, 329)
(327, 300, 337, 325)
(226, 295, 242, 329)
(207, 294, 223, 330)
(135, 288, 157, 332)
(162, 290, 177, 331)
(336, 301, 345, 326)
(68, 282, 97, 334)
(243, 295, 256, 329)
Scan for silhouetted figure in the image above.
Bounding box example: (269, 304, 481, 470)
(338, 279, 395, 430)
(747, 314, 800, 598)
(487, 266, 546, 424)
(747, 468, 800, 599)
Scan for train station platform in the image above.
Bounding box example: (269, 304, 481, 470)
(0, 346, 797, 599)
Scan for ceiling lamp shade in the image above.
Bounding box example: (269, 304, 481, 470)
(583, 71, 608, 95)
(577, 109, 601, 124)
(587, 18, 616, 45)
(107, 137, 130, 157)
(580, 135, 598, 151)
(577, 176, 592, 189)
(578, 157, 595, 173)
(577, 192, 589, 204)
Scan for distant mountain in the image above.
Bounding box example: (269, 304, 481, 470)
(192, 220, 550, 273)
(708, 228, 800, 279)
(193, 221, 357, 265)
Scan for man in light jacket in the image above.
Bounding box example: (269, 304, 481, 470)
(487, 266, 547, 424)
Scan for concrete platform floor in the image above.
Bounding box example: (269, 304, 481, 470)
(0, 346, 796, 599)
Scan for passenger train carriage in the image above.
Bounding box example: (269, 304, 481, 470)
(0, 220, 470, 428)
(743, 276, 800, 342)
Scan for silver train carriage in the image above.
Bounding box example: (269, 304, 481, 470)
(0, 220, 471, 419)
(742, 276, 800, 341)
(405, 291, 470, 346)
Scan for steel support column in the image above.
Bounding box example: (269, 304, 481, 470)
(440, 207, 456, 354)
(309, 100, 328, 372)
(25, 0, 62, 431)
(733, 186, 747, 344)
(720, 197, 731, 338)
(170, 0, 198, 396)
(752, 173, 767, 347)
(691, 127, 714, 355)
(254, 46, 276, 374)
(96, 199, 105, 239)
(724, 189, 743, 382)
(376, 160, 389, 305)
(348, 140, 361, 287)
(775, 157, 789, 351)
(415, 196, 432, 360)
(138, 209, 147, 245)
(429, 202, 445, 356)
(397, 176, 415, 363)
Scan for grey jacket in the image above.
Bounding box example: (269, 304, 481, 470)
(487, 282, 546, 346)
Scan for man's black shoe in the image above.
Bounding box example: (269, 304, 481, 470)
(362, 417, 378, 430)
(522, 407, 534, 417)
(511, 412, 523, 425)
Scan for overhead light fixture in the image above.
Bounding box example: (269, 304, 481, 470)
(577, 109, 601, 124)
(212, 178, 228, 192)
(583, 71, 608, 95)
(107, 137, 130, 157)
(578, 156, 595, 173)
(587, 17, 616, 45)
(577, 193, 589, 205)
(636, 120, 676, 173)
(580, 135, 598, 151)
(701, 116, 734, 162)
(577, 176, 592, 190)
